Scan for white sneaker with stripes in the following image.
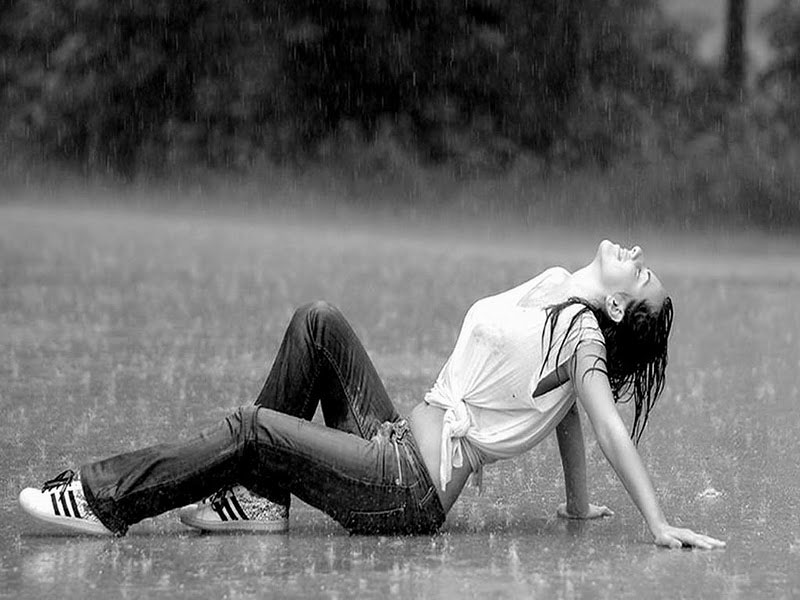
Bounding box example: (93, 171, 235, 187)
(179, 485, 289, 533)
(19, 470, 114, 536)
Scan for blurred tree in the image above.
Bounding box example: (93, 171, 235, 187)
(0, 0, 719, 176)
(1, 0, 285, 175)
(761, 0, 800, 133)
(725, 0, 747, 96)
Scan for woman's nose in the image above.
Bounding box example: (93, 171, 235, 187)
(630, 246, 643, 261)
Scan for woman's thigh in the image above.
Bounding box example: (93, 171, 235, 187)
(240, 407, 443, 534)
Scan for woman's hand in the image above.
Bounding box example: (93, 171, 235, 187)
(652, 524, 726, 550)
(557, 502, 614, 520)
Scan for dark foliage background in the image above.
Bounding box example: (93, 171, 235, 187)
(0, 0, 798, 227)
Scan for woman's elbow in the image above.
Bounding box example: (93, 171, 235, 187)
(592, 417, 630, 458)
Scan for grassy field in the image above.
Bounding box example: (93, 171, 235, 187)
(1, 202, 799, 599)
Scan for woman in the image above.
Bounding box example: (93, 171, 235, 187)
(19, 240, 725, 549)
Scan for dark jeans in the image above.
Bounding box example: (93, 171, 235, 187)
(81, 301, 445, 536)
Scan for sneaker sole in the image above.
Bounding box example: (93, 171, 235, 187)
(179, 506, 288, 533)
(19, 489, 114, 536)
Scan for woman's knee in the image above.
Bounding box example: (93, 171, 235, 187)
(226, 405, 260, 443)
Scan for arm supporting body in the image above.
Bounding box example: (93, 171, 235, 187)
(555, 402, 590, 517)
(570, 341, 725, 549)
(571, 342, 668, 533)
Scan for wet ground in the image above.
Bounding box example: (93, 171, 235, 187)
(1, 205, 798, 599)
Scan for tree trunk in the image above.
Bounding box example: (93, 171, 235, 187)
(724, 0, 747, 97)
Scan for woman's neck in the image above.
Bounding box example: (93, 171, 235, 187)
(559, 264, 604, 307)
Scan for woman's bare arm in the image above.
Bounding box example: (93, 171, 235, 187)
(572, 341, 725, 549)
(555, 402, 613, 519)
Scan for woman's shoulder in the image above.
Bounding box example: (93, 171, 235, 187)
(558, 304, 605, 347)
(533, 266, 573, 296)
(540, 266, 571, 282)
(512, 266, 571, 307)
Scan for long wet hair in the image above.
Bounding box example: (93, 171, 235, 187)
(541, 295, 674, 444)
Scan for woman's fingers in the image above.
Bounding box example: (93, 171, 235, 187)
(697, 533, 726, 548)
(586, 504, 613, 519)
(686, 537, 712, 550)
(555, 502, 614, 519)
(659, 526, 726, 549)
(684, 530, 726, 549)
(599, 505, 614, 517)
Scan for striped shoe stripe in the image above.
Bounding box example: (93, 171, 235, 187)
(212, 501, 229, 522)
(228, 494, 250, 521)
(68, 490, 82, 518)
(220, 498, 238, 521)
(59, 493, 72, 517)
(51, 493, 61, 516)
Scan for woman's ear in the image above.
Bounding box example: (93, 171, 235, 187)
(604, 292, 628, 323)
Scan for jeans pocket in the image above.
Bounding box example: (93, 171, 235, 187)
(417, 484, 436, 510)
(344, 507, 405, 535)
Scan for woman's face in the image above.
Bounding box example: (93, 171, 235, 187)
(595, 240, 667, 309)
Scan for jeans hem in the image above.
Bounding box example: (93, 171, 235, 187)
(79, 468, 129, 536)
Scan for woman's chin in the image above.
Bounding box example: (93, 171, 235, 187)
(596, 240, 613, 263)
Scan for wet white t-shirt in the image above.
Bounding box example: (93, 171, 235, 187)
(424, 267, 605, 491)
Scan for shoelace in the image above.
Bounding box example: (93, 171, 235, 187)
(207, 486, 233, 510)
(41, 469, 77, 494)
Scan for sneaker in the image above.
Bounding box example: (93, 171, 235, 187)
(179, 485, 288, 533)
(19, 469, 114, 536)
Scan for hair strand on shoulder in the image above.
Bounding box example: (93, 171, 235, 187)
(541, 295, 674, 444)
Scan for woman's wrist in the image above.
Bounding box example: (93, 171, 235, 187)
(646, 515, 670, 538)
(565, 502, 589, 518)
(558, 501, 614, 520)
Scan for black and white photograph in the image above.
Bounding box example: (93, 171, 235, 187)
(1, 0, 797, 598)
